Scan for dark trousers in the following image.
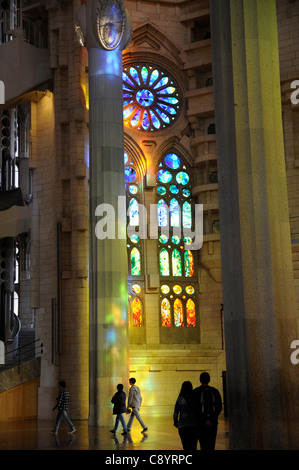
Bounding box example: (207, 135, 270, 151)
(197, 423, 218, 451)
(178, 426, 197, 451)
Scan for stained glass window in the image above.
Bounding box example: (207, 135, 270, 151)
(131, 247, 141, 276)
(186, 299, 196, 327)
(128, 198, 139, 226)
(132, 297, 143, 326)
(174, 298, 184, 327)
(161, 297, 171, 327)
(184, 250, 194, 277)
(172, 249, 182, 276)
(160, 248, 170, 276)
(157, 152, 198, 328)
(123, 64, 181, 132)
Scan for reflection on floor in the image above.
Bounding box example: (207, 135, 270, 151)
(0, 415, 229, 451)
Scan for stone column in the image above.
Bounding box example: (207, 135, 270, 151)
(210, 0, 299, 449)
(88, 47, 129, 426)
(75, 0, 132, 426)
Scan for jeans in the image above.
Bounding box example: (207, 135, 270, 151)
(113, 413, 127, 432)
(54, 409, 75, 432)
(127, 407, 146, 430)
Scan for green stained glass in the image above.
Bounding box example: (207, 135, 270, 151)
(159, 234, 168, 244)
(176, 171, 189, 185)
(169, 185, 179, 194)
(157, 186, 166, 195)
(157, 169, 172, 183)
(130, 234, 139, 243)
(131, 247, 141, 275)
(171, 235, 180, 245)
(182, 188, 191, 197)
(182, 201, 192, 228)
(184, 250, 194, 277)
(160, 248, 170, 276)
(172, 249, 182, 276)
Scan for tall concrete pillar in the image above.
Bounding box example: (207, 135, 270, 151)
(210, 0, 299, 449)
(75, 0, 132, 426)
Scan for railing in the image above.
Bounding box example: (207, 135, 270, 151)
(0, 338, 43, 373)
(2, 9, 46, 48)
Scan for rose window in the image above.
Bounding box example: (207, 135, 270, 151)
(123, 64, 181, 131)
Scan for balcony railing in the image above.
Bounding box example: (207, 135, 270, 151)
(1, 8, 46, 48)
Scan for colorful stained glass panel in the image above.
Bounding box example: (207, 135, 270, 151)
(157, 169, 172, 183)
(183, 201, 192, 228)
(158, 199, 168, 226)
(184, 250, 194, 277)
(131, 247, 141, 275)
(132, 297, 142, 326)
(176, 171, 189, 185)
(170, 198, 180, 227)
(161, 297, 171, 327)
(164, 153, 181, 169)
(186, 299, 196, 327)
(160, 248, 170, 276)
(174, 298, 184, 327)
(172, 249, 182, 276)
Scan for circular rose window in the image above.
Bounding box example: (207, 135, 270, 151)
(123, 64, 181, 131)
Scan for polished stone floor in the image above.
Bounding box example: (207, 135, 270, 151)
(0, 414, 229, 451)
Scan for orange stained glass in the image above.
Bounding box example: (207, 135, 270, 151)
(174, 298, 184, 327)
(186, 298, 196, 327)
(161, 297, 171, 327)
(132, 297, 142, 326)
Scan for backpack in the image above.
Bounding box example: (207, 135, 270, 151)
(199, 388, 216, 416)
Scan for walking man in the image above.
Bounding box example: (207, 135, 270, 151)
(127, 378, 148, 433)
(193, 372, 222, 451)
(51, 380, 76, 434)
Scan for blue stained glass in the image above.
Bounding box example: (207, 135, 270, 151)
(157, 186, 166, 195)
(158, 199, 168, 226)
(151, 112, 161, 129)
(142, 110, 150, 129)
(176, 171, 189, 185)
(149, 69, 159, 85)
(159, 86, 175, 94)
(125, 167, 137, 182)
(169, 185, 179, 194)
(159, 104, 176, 114)
(170, 198, 180, 227)
(136, 89, 154, 106)
(124, 152, 128, 164)
(131, 109, 140, 127)
(130, 67, 140, 84)
(130, 234, 140, 243)
(172, 235, 180, 244)
(124, 106, 135, 118)
(154, 77, 168, 88)
(159, 96, 178, 104)
(157, 169, 172, 183)
(165, 153, 181, 169)
(141, 66, 148, 83)
(182, 188, 191, 197)
(156, 108, 170, 123)
(129, 184, 138, 195)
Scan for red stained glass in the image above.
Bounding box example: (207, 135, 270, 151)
(132, 297, 142, 327)
(161, 297, 171, 327)
(186, 298, 196, 327)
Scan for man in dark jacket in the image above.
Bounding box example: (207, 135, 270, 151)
(110, 384, 128, 435)
(193, 372, 222, 451)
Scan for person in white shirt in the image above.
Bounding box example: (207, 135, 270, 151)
(126, 378, 148, 433)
